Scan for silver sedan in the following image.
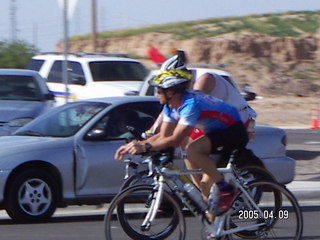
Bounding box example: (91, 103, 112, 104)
(0, 96, 294, 222)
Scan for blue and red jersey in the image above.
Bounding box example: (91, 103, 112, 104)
(162, 90, 241, 133)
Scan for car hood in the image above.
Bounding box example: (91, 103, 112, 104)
(0, 100, 45, 122)
(0, 136, 71, 159)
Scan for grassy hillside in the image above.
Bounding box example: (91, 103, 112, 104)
(71, 10, 320, 41)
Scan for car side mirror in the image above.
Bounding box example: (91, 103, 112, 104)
(44, 93, 55, 101)
(242, 84, 256, 101)
(242, 91, 256, 101)
(73, 76, 86, 86)
(84, 128, 108, 141)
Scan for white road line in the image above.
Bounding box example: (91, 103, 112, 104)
(304, 141, 320, 145)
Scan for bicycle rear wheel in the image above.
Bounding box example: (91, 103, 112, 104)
(226, 180, 303, 240)
(104, 185, 186, 240)
(239, 165, 276, 182)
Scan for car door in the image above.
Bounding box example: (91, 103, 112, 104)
(74, 101, 162, 196)
(46, 60, 86, 106)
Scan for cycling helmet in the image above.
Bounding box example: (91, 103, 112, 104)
(160, 55, 187, 71)
(150, 69, 192, 89)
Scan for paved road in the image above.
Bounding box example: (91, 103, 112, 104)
(0, 128, 318, 240)
(0, 209, 319, 240)
(285, 128, 320, 181)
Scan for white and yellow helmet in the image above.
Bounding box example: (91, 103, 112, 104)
(160, 55, 186, 71)
(150, 69, 192, 89)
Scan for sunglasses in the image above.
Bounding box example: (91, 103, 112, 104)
(156, 88, 165, 95)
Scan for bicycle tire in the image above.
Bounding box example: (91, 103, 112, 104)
(226, 180, 303, 240)
(239, 165, 276, 183)
(104, 184, 186, 240)
(121, 170, 153, 190)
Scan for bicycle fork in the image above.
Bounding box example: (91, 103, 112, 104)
(140, 175, 165, 231)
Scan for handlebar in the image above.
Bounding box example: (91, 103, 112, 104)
(126, 125, 143, 141)
(123, 147, 175, 179)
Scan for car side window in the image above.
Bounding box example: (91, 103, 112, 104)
(0, 75, 41, 101)
(26, 59, 45, 71)
(47, 60, 85, 85)
(88, 102, 162, 140)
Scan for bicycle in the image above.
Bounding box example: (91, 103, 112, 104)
(104, 148, 303, 240)
(120, 148, 276, 191)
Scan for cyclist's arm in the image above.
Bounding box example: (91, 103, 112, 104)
(140, 119, 175, 143)
(145, 122, 193, 151)
(115, 122, 193, 160)
(193, 73, 216, 94)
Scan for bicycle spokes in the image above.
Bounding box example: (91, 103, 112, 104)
(225, 181, 303, 240)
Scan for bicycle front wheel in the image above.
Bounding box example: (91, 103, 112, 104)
(104, 185, 186, 240)
(226, 180, 303, 240)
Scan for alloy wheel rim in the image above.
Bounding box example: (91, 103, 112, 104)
(18, 178, 52, 216)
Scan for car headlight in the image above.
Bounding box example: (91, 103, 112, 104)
(8, 118, 34, 127)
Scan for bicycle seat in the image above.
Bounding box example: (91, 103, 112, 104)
(215, 148, 255, 168)
(231, 148, 265, 168)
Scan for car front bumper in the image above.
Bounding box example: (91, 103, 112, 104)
(0, 170, 12, 204)
(262, 156, 295, 184)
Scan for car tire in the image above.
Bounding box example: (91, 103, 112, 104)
(5, 169, 59, 222)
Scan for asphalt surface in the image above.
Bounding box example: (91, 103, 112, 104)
(286, 128, 320, 181)
(284, 128, 320, 206)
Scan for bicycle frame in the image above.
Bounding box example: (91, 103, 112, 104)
(135, 158, 268, 238)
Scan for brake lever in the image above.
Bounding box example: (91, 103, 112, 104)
(147, 159, 153, 177)
(124, 158, 139, 179)
(124, 158, 132, 180)
(141, 157, 154, 177)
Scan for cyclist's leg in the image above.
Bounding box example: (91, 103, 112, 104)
(181, 132, 203, 189)
(186, 135, 224, 199)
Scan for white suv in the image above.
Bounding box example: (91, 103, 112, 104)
(27, 53, 149, 105)
(139, 68, 256, 101)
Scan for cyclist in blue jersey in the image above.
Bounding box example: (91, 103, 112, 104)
(115, 69, 248, 215)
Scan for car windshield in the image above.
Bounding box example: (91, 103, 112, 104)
(90, 61, 149, 82)
(14, 102, 108, 137)
(0, 75, 42, 101)
(26, 59, 44, 71)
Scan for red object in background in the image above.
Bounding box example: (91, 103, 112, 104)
(147, 46, 167, 64)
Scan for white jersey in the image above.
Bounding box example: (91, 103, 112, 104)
(191, 69, 257, 124)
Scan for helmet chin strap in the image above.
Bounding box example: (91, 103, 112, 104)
(164, 89, 184, 107)
(163, 90, 172, 105)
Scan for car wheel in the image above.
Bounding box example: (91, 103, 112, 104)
(5, 169, 59, 222)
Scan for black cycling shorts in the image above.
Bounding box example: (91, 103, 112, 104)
(206, 121, 249, 155)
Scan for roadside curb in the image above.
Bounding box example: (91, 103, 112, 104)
(286, 180, 320, 206)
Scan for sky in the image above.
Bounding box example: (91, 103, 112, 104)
(1, 0, 320, 52)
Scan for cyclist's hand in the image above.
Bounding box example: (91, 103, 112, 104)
(115, 141, 144, 161)
(114, 144, 127, 161)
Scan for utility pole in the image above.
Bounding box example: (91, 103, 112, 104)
(91, 0, 97, 52)
(63, 0, 69, 103)
(10, 0, 17, 41)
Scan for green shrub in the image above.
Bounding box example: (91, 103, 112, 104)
(0, 40, 38, 68)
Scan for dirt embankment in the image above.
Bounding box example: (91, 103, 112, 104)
(57, 31, 320, 127)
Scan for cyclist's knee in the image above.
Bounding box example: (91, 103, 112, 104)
(186, 137, 211, 157)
